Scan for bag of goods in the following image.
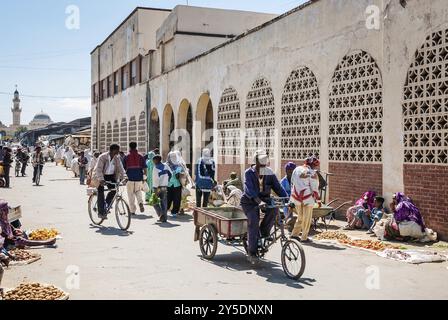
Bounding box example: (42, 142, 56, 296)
(398, 221, 425, 239)
(3, 283, 68, 300)
(28, 228, 59, 241)
(148, 193, 160, 206)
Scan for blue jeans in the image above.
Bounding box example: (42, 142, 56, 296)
(79, 167, 86, 185)
(356, 209, 373, 229)
(154, 188, 168, 222)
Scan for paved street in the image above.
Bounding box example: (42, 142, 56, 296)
(2, 163, 447, 300)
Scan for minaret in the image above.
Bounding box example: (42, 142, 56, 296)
(11, 85, 22, 127)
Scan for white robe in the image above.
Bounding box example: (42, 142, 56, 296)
(290, 165, 320, 206)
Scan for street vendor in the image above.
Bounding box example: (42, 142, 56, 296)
(0, 199, 56, 249)
(195, 148, 216, 208)
(383, 192, 426, 241)
(345, 196, 385, 233)
(344, 191, 376, 229)
(223, 172, 243, 195)
(290, 156, 321, 243)
(240, 150, 287, 265)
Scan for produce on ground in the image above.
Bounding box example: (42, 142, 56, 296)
(339, 239, 401, 251)
(314, 231, 350, 241)
(9, 248, 40, 261)
(28, 228, 59, 240)
(4, 283, 66, 300)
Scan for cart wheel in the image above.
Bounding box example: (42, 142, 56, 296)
(281, 239, 306, 280)
(199, 225, 218, 260)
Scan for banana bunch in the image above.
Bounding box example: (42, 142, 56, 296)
(28, 228, 59, 241)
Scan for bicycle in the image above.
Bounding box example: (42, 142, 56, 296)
(88, 180, 132, 231)
(193, 197, 306, 280)
(33, 164, 42, 186)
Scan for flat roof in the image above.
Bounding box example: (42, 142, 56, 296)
(91, 7, 172, 55)
(153, 0, 320, 77)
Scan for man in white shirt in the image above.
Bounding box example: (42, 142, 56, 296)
(152, 154, 172, 223)
(290, 156, 321, 242)
(92, 144, 127, 219)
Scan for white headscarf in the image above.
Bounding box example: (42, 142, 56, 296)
(202, 148, 212, 164)
(253, 150, 269, 166)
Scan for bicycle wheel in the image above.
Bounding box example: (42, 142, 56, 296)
(35, 166, 41, 186)
(281, 239, 306, 280)
(88, 193, 104, 226)
(115, 197, 131, 231)
(199, 224, 218, 260)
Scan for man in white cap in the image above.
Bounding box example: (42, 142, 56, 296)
(195, 148, 216, 207)
(240, 150, 287, 264)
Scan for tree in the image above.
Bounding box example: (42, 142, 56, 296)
(15, 126, 28, 138)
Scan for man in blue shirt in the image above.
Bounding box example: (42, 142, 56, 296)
(240, 150, 287, 265)
(356, 196, 385, 234)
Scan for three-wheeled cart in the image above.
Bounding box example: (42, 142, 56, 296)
(193, 199, 306, 280)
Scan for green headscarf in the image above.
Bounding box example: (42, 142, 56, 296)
(145, 151, 156, 201)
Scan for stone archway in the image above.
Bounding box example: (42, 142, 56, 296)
(177, 99, 193, 168)
(195, 93, 214, 164)
(162, 104, 175, 158)
(148, 108, 160, 152)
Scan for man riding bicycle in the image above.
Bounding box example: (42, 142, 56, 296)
(240, 150, 287, 265)
(91, 144, 127, 220)
(31, 146, 44, 184)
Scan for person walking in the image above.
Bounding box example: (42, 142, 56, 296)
(78, 151, 89, 185)
(151, 154, 171, 223)
(290, 156, 321, 243)
(92, 144, 127, 220)
(31, 146, 44, 184)
(195, 148, 216, 208)
(1, 148, 12, 188)
(123, 142, 146, 215)
(166, 151, 184, 218)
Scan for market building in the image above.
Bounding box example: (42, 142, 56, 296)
(91, 0, 448, 240)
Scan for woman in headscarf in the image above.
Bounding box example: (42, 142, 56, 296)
(344, 191, 376, 229)
(145, 149, 158, 202)
(166, 151, 184, 217)
(384, 192, 426, 240)
(195, 148, 216, 208)
(0, 200, 56, 249)
(281, 162, 296, 197)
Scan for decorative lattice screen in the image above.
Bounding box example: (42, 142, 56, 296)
(128, 116, 137, 146)
(245, 77, 275, 158)
(138, 111, 147, 153)
(99, 123, 105, 152)
(91, 124, 97, 150)
(328, 50, 383, 162)
(106, 122, 112, 150)
(403, 28, 448, 164)
(113, 120, 119, 146)
(217, 87, 241, 157)
(281, 66, 321, 160)
(120, 118, 127, 150)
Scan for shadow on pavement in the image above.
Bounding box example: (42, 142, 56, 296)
(302, 241, 346, 251)
(132, 214, 153, 220)
(200, 252, 316, 289)
(89, 225, 133, 237)
(156, 222, 181, 228)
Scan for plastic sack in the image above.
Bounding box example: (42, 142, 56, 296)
(373, 221, 386, 241)
(399, 221, 425, 239)
(141, 182, 150, 193)
(378, 249, 447, 264)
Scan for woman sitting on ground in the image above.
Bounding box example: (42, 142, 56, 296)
(383, 192, 426, 241)
(344, 191, 376, 229)
(0, 200, 56, 249)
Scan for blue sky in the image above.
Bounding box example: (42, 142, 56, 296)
(0, 0, 305, 125)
